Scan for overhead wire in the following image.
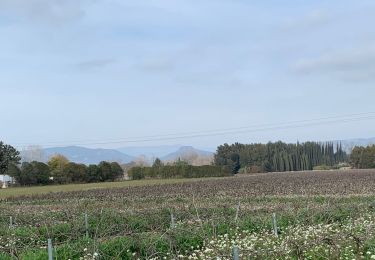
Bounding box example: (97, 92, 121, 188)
(12, 112, 375, 147)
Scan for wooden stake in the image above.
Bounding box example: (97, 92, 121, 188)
(235, 202, 240, 222)
(272, 213, 278, 237)
(170, 212, 176, 229)
(85, 213, 89, 238)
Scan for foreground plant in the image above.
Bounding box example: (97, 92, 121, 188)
(184, 214, 375, 259)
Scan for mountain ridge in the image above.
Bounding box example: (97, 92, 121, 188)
(19, 137, 375, 165)
(161, 146, 213, 161)
(21, 145, 214, 165)
(21, 146, 135, 165)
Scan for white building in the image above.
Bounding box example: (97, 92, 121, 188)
(0, 175, 13, 188)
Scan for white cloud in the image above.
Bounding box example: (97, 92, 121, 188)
(293, 45, 375, 81)
(282, 9, 332, 32)
(0, 0, 92, 25)
(74, 58, 116, 71)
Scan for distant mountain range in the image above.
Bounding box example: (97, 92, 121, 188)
(42, 146, 135, 164)
(161, 146, 213, 161)
(21, 145, 214, 165)
(116, 145, 183, 159)
(20, 137, 375, 165)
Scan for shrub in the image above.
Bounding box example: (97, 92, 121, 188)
(313, 165, 333, 171)
(128, 165, 231, 180)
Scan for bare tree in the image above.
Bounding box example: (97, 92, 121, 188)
(134, 155, 149, 167)
(21, 145, 44, 162)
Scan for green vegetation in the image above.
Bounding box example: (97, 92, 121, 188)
(313, 162, 350, 171)
(0, 141, 125, 186)
(351, 144, 375, 169)
(0, 141, 20, 176)
(0, 178, 203, 199)
(5, 139, 375, 258)
(312, 164, 334, 170)
(6, 155, 123, 186)
(214, 141, 347, 173)
(1, 170, 375, 259)
(128, 164, 231, 180)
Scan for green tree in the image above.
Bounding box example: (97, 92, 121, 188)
(214, 141, 347, 173)
(0, 141, 21, 175)
(230, 153, 240, 174)
(350, 147, 364, 168)
(32, 161, 50, 184)
(19, 162, 37, 185)
(110, 162, 124, 181)
(5, 163, 21, 183)
(127, 167, 145, 180)
(87, 164, 100, 183)
(63, 163, 87, 183)
(152, 158, 163, 168)
(18, 161, 50, 185)
(152, 158, 163, 177)
(48, 154, 69, 184)
(98, 161, 112, 181)
(350, 145, 375, 169)
(173, 158, 189, 167)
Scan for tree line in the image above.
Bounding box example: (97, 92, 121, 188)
(128, 158, 231, 180)
(4, 140, 375, 185)
(0, 141, 20, 176)
(0, 142, 124, 186)
(11, 158, 123, 186)
(214, 141, 348, 173)
(350, 145, 375, 169)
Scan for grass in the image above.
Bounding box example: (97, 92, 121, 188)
(0, 177, 210, 199)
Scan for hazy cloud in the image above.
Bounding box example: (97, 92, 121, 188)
(282, 9, 332, 31)
(0, 0, 91, 25)
(74, 58, 116, 71)
(139, 58, 177, 73)
(293, 45, 375, 81)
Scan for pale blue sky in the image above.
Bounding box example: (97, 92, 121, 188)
(1, 0, 375, 150)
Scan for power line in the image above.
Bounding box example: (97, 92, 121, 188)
(51, 115, 375, 146)
(14, 111, 375, 146)
(13, 112, 375, 147)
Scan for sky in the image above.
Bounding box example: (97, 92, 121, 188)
(1, 0, 375, 150)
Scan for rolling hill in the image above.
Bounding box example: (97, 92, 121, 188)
(160, 146, 213, 161)
(116, 145, 183, 159)
(42, 146, 134, 164)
